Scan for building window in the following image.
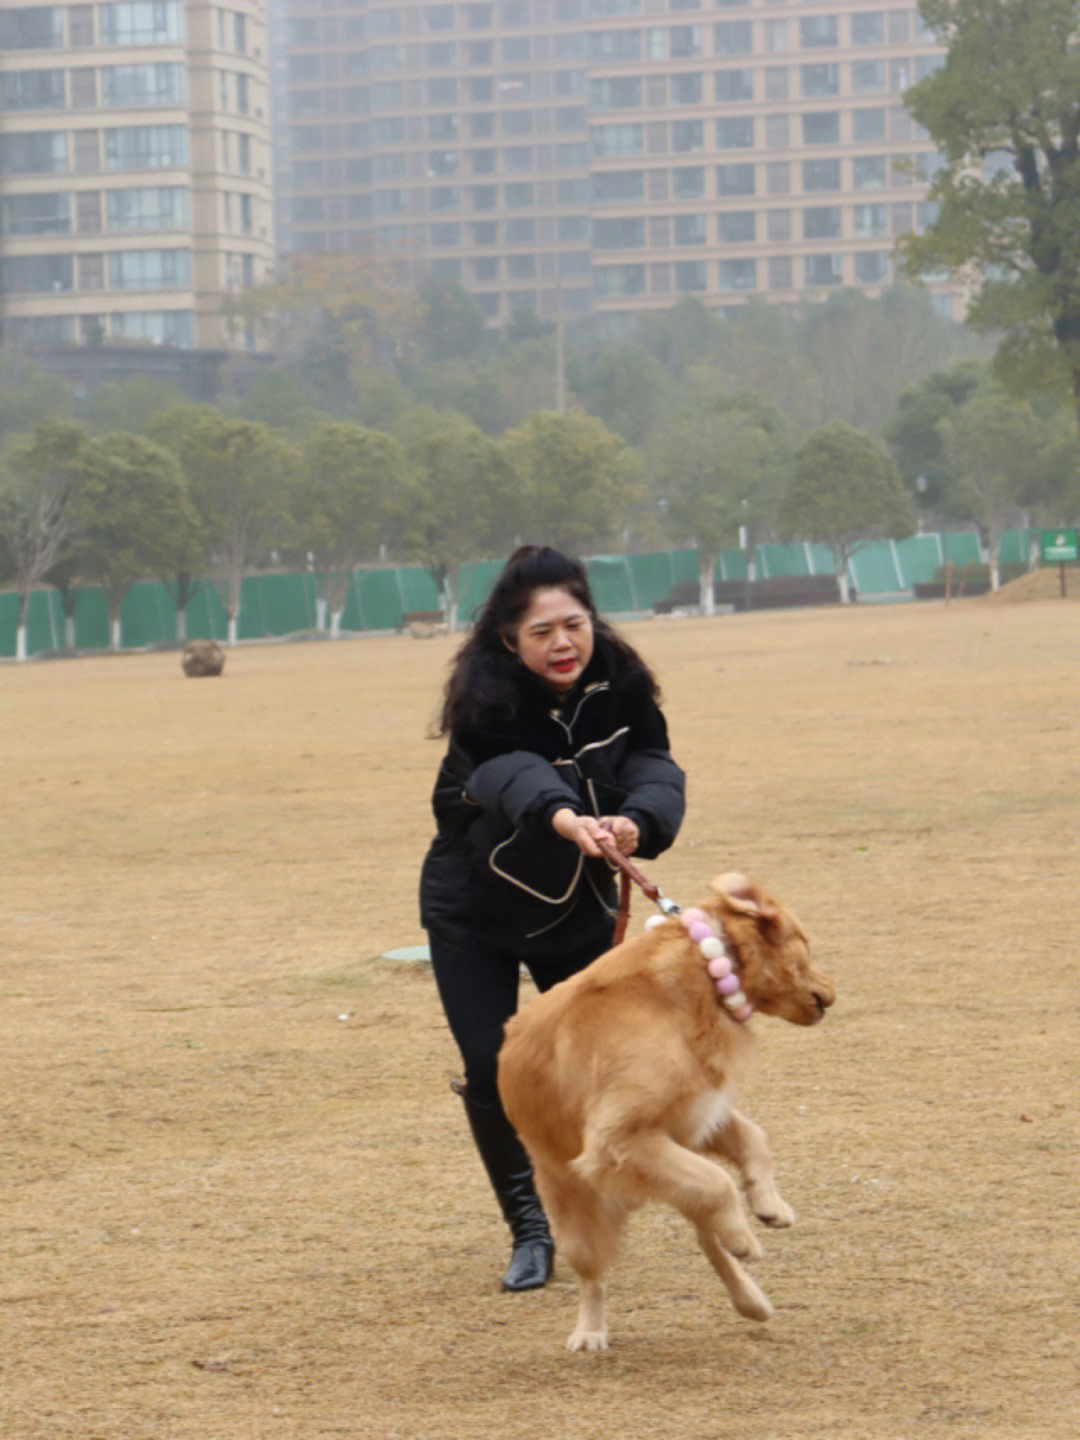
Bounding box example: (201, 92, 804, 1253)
(110, 310, 193, 346)
(716, 210, 752, 243)
(852, 59, 886, 93)
(101, 63, 185, 107)
(0, 191, 70, 235)
(0, 5, 64, 49)
(763, 67, 789, 103)
(802, 158, 841, 191)
(507, 254, 535, 279)
(765, 114, 790, 148)
(104, 124, 187, 169)
(675, 259, 707, 292)
(805, 253, 843, 286)
(105, 184, 189, 230)
(109, 247, 191, 289)
(0, 129, 67, 174)
(0, 68, 66, 110)
(672, 165, 704, 199)
(763, 20, 787, 53)
(717, 163, 754, 196)
(672, 120, 704, 152)
(593, 216, 646, 247)
(851, 11, 885, 46)
(0, 252, 74, 292)
(506, 217, 535, 243)
(800, 15, 839, 48)
(715, 68, 753, 103)
(674, 214, 705, 245)
(588, 76, 642, 110)
(591, 169, 644, 202)
(854, 251, 890, 283)
(99, 2, 184, 46)
(852, 108, 887, 143)
(801, 64, 839, 98)
(591, 123, 643, 157)
(670, 25, 701, 59)
(853, 155, 887, 189)
(802, 112, 841, 145)
(718, 258, 755, 291)
(593, 263, 646, 296)
(853, 202, 888, 237)
(671, 73, 702, 106)
(717, 117, 754, 149)
(803, 205, 841, 240)
(766, 161, 790, 194)
(587, 29, 642, 62)
(713, 21, 751, 56)
(504, 181, 534, 206)
(75, 190, 102, 231)
(767, 256, 792, 290)
(765, 209, 790, 242)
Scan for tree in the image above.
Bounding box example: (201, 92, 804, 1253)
(295, 422, 410, 637)
(163, 410, 297, 645)
(779, 423, 914, 602)
(407, 419, 519, 629)
(0, 421, 93, 660)
(499, 411, 640, 559)
(938, 389, 1049, 587)
(903, 0, 1080, 434)
(566, 342, 672, 446)
(80, 433, 200, 650)
(652, 398, 787, 613)
(884, 360, 989, 518)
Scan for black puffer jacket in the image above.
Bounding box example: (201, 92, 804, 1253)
(419, 636, 686, 953)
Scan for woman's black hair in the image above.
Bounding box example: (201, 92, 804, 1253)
(437, 545, 660, 735)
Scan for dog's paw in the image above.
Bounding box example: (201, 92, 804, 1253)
(754, 1197, 796, 1229)
(567, 1326, 609, 1354)
(721, 1221, 763, 1260)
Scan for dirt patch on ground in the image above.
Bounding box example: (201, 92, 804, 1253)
(2, 600, 1078, 1439)
(986, 565, 1079, 602)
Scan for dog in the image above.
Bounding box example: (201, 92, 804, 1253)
(497, 872, 835, 1352)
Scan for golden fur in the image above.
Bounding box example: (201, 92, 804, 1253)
(497, 872, 835, 1352)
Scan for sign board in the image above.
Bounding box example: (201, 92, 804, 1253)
(1041, 529, 1079, 563)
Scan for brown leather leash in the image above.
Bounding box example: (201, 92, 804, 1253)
(596, 834, 680, 944)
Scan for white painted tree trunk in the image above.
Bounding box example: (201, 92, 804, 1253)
(65, 615, 76, 648)
(227, 614, 239, 646)
(699, 554, 715, 616)
(110, 617, 122, 651)
(316, 597, 329, 631)
(329, 608, 343, 638)
(838, 571, 852, 604)
(16, 626, 28, 662)
(176, 608, 187, 643)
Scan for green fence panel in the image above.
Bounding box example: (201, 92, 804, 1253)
(184, 582, 227, 641)
(70, 586, 109, 649)
(586, 555, 635, 613)
(667, 547, 698, 585)
(456, 559, 503, 623)
(998, 528, 1035, 566)
(716, 549, 747, 581)
(235, 573, 317, 639)
(848, 541, 902, 594)
(942, 531, 982, 565)
(347, 568, 404, 630)
(624, 551, 674, 610)
(0, 592, 18, 657)
(757, 543, 813, 579)
(397, 566, 442, 614)
(118, 582, 176, 648)
(893, 534, 943, 588)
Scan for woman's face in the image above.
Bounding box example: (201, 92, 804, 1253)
(507, 585, 595, 694)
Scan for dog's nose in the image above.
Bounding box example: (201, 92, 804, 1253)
(813, 987, 835, 1014)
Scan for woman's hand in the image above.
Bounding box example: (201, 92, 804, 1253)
(551, 808, 613, 857)
(551, 809, 640, 858)
(598, 815, 640, 856)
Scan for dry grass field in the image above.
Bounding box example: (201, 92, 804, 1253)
(2, 592, 1078, 1440)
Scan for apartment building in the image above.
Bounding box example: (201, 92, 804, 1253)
(270, 0, 954, 330)
(0, 0, 274, 351)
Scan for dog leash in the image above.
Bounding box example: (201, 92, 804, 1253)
(595, 835, 754, 1021)
(596, 834, 680, 945)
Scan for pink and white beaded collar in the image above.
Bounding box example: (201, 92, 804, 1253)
(646, 906, 754, 1023)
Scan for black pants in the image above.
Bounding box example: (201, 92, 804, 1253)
(427, 918, 612, 1107)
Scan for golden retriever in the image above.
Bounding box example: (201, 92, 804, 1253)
(497, 873, 835, 1352)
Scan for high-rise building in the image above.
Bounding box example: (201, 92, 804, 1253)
(0, 0, 274, 352)
(269, 0, 954, 330)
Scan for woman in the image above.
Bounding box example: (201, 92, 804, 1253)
(420, 545, 686, 1291)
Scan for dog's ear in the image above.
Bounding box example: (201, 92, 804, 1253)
(710, 873, 781, 922)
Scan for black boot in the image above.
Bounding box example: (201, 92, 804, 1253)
(455, 1083, 555, 1292)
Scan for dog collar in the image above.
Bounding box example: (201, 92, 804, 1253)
(646, 906, 754, 1022)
